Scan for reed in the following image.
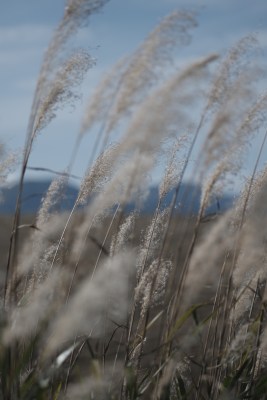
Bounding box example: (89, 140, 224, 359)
(1, 3, 267, 399)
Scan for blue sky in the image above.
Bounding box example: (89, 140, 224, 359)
(1, 0, 267, 187)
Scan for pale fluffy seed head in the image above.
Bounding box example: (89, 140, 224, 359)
(236, 92, 267, 140)
(80, 58, 127, 136)
(0, 149, 19, 186)
(233, 167, 267, 227)
(81, 10, 197, 140)
(199, 39, 261, 176)
(202, 80, 253, 172)
(78, 144, 118, 205)
(72, 151, 153, 260)
(44, 251, 135, 358)
(106, 11, 198, 133)
(136, 208, 170, 280)
(135, 259, 173, 311)
(17, 212, 69, 280)
(205, 35, 259, 115)
(118, 54, 218, 157)
(33, 50, 94, 138)
(4, 269, 64, 345)
(64, 0, 109, 21)
(223, 323, 256, 365)
(230, 274, 261, 323)
(37, 175, 67, 227)
(86, 150, 154, 217)
(200, 156, 232, 216)
(159, 136, 188, 199)
(110, 212, 136, 256)
(62, 363, 123, 399)
(17, 230, 48, 278)
(232, 177, 267, 288)
(0, 148, 20, 203)
(183, 209, 236, 306)
(212, 92, 267, 176)
(233, 234, 267, 288)
(32, 0, 108, 110)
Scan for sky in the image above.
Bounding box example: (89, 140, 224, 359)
(1, 0, 267, 189)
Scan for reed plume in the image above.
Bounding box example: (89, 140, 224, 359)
(44, 251, 135, 358)
(2, 4, 267, 399)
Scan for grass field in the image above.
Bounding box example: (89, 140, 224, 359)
(1, 1, 267, 399)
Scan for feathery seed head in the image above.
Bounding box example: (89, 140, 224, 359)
(78, 144, 118, 205)
(33, 50, 94, 138)
(44, 251, 135, 358)
(37, 175, 68, 227)
(106, 11, 198, 133)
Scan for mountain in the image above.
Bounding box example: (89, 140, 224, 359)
(0, 179, 235, 215)
(0, 180, 79, 214)
(125, 184, 235, 215)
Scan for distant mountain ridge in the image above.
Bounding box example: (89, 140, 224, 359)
(0, 180, 78, 215)
(0, 179, 235, 215)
